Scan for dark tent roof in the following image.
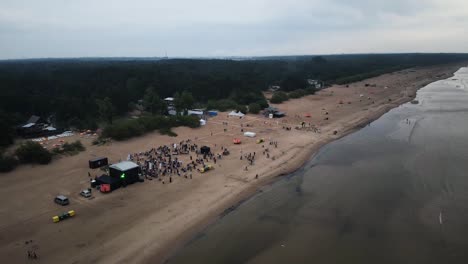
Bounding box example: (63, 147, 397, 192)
(200, 146, 211, 154)
(89, 156, 108, 162)
(27, 115, 41, 124)
(97, 175, 120, 184)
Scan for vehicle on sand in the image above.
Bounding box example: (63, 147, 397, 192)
(80, 189, 92, 198)
(54, 195, 69, 206)
(198, 164, 214, 173)
(52, 210, 75, 223)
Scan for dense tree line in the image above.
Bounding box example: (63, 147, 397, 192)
(1, 53, 468, 148)
(101, 115, 200, 140)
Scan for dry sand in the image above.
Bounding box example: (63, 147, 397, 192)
(0, 63, 465, 264)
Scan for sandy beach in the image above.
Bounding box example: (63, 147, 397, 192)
(0, 62, 465, 264)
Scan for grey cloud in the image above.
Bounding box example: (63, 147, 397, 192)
(0, 0, 467, 59)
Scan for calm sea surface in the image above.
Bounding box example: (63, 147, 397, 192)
(167, 67, 468, 264)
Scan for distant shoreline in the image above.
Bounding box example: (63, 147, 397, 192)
(2, 52, 468, 62)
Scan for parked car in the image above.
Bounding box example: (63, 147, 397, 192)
(80, 189, 92, 198)
(198, 164, 214, 173)
(54, 195, 70, 206)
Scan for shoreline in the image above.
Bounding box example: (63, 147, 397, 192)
(155, 64, 466, 264)
(0, 62, 466, 264)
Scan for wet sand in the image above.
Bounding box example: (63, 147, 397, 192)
(0, 62, 465, 264)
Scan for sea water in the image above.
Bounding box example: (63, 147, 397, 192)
(167, 67, 468, 264)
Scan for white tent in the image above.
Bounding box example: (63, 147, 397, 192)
(244, 132, 256, 137)
(188, 110, 204, 116)
(228, 111, 245, 118)
(200, 119, 207, 126)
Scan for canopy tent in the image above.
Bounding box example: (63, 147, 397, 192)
(244, 132, 256, 138)
(304, 113, 311, 118)
(228, 111, 245, 118)
(233, 138, 241, 144)
(200, 146, 211, 154)
(273, 111, 286, 118)
(208, 110, 218, 117)
(109, 161, 140, 185)
(188, 110, 204, 116)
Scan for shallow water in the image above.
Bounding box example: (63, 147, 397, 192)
(167, 67, 468, 264)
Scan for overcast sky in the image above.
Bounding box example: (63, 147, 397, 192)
(1, 0, 467, 59)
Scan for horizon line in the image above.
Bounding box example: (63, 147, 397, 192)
(2, 52, 468, 62)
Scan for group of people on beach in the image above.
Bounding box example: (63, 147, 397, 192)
(241, 152, 256, 167)
(128, 140, 228, 184)
(27, 250, 38, 260)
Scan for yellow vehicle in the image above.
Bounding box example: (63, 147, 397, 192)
(198, 164, 214, 173)
(52, 210, 75, 223)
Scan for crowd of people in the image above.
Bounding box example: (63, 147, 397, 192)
(119, 118, 292, 185)
(128, 140, 229, 183)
